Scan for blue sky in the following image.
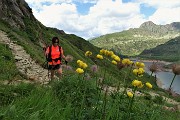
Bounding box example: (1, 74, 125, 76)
(25, 0, 180, 39)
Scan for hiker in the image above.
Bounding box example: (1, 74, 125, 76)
(45, 37, 67, 80)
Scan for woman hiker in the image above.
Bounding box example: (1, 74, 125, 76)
(45, 37, 67, 80)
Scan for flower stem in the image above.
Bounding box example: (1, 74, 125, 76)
(169, 74, 176, 90)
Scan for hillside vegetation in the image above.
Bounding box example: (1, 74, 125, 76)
(140, 36, 180, 62)
(90, 21, 180, 56)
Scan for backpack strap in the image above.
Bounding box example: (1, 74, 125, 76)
(47, 45, 52, 62)
(58, 45, 62, 61)
(47, 45, 62, 62)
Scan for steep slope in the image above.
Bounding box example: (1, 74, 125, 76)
(90, 21, 180, 56)
(140, 36, 180, 62)
(0, 0, 101, 82)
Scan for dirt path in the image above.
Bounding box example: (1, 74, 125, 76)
(0, 30, 49, 84)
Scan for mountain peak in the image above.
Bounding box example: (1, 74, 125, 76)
(139, 21, 156, 29)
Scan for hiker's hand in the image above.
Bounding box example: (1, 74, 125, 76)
(65, 60, 68, 65)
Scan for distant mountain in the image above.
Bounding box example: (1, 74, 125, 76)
(90, 21, 180, 56)
(139, 36, 180, 62)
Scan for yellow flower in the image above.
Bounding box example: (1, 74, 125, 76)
(133, 69, 139, 75)
(104, 50, 108, 55)
(81, 63, 88, 69)
(140, 63, 145, 68)
(96, 54, 103, 59)
(108, 51, 114, 56)
(136, 62, 145, 68)
(100, 49, 105, 55)
(127, 60, 133, 65)
(122, 59, 133, 65)
(127, 92, 133, 98)
(122, 59, 128, 65)
(138, 68, 145, 74)
(77, 60, 83, 64)
(132, 80, 143, 88)
(114, 56, 120, 62)
(76, 68, 84, 74)
(85, 51, 92, 57)
(111, 54, 116, 59)
(146, 82, 153, 89)
(133, 68, 144, 76)
(112, 60, 117, 65)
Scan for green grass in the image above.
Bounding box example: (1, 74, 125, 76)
(0, 44, 20, 80)
(0, 74, 179, 120)
(0, 17, 179, 120)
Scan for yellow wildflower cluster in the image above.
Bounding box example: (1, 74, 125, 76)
(135, 62, 145, 68)
(77, 60, 88, 69)
(85, 51, 92, 57)
(100, 49, 114, 56)
(111, 54, 120, 62)
(132, 80, 153, 89)
(76, 68, 84, 74)
(132, 80, 144, 88)
(127, 91, 133, 98)
(145, 82, 153, 89)
(111, 60, 117, 65)
(96, 54, 103, 60)
(122, 58, 133, 66)
(133, 68, 145, 77)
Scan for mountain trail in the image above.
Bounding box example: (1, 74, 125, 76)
(0, 30, 49, 84)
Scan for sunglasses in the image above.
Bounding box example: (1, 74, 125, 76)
(53, 41, 59, 43)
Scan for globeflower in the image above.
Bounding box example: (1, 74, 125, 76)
(138, 68, 145, 75)
(100, 49, 106, 55)
(85, 51, 92, 57)
(96, 54, 103, 60)
(112, 60, 117, 65)
(133, 69, 139, 75)
(122, 58, 133, 66)
(108, 51, 114, 56)
(111, 54, 116, 59)
(76, 68, 84, 74)
(132, 80, 143, 88)
(133, 68, 144, 76)
(127, 91, 133, 98)
(114, 56, 120, 62)
(77, 60, 83, 64)
(146, 82, 152, 89)
(81, 63, 88, 69)
(136, 62, 145, 68)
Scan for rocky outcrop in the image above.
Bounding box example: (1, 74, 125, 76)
(139, 21, 180, 34)
(0, 0, 35, 28)
(0, 30, 49, 84)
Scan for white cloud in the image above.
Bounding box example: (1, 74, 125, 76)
(25, 0, 180, 39)
(141, 0, 180, 8)
(139, 0, 180, 25)
(148, 7, 180, 25)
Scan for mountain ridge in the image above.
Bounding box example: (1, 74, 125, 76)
(90, 21, 180, 56)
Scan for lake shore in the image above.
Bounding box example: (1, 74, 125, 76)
(141, 60, 180, 96)
(141, 59, 172, 72)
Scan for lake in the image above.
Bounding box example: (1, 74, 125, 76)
(144, 61, 180, 94)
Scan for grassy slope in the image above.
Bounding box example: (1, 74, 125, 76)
(0, 18, 180, 119)
(139, 36, 180, 62)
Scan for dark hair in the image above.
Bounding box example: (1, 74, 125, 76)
(52, 37, 59, 43)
